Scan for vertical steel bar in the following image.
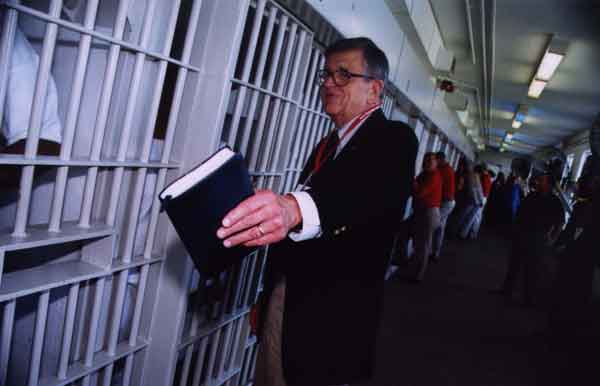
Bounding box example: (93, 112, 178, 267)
(0, 1, 18, 126)
(104, 0, 159, 228)
(13, 0, 62, 237)
(205, 329, 222, 383)
(121, 265, 149, 386)
(224, 317, 243, 372)
(247, 14, 289, 170)
(238, 6, 278, 156)
(215, 322, 233, 378)
(58, 283, 80, 379)
(101, 270, 129, 386)
(226, 0, 267, 147)
(267, 32, 310, 190)
(80, 277, 106, 386)
(143, 0, 204, 259)
(119, 0, 182, 262)
(190, 337, 208, 386)
(28, 291, 50, 386)
(0, 300, 16, 385)
(49, 0, 101, 232)
(78, 0, 132, 228)
(242, 254, 258, 307)
(71, 281, 90, 363)
(255, 23, 299, 187)
(178, 291, 202, 386)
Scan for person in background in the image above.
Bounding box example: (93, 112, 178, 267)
(457, 162, 484, 240)
(431, 151, 455, 261)
(499, 172, 564, 306)
(498, 174, 522, 238)
(412, 152, 442, 281)
(484, 171, 505, 227)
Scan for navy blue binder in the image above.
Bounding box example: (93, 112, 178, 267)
(159, 147, 255, 276)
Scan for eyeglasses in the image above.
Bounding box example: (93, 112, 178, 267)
(316, 68, 377, 86)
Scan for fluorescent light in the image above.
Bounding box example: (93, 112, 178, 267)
(536, 51, 564, 81)
(528, 79, 547, 99)
(512, 120, 523, 129)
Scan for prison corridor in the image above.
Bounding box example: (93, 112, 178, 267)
(357, 231, 599, 386)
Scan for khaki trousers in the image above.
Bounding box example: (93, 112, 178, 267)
(253, 279, 349, 386)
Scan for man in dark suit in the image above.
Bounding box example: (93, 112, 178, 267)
(217, 37, 418, 386)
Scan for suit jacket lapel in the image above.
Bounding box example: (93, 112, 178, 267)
(333, 109, 385, 164)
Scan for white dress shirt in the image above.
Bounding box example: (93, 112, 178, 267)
(288, 108, 380, 241)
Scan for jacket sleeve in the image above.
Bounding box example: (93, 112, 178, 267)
(307, 125, 418, 236)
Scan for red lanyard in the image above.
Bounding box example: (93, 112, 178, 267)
(313, 104, 381, 174)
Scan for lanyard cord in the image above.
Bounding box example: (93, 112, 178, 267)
(312, 104, 381, 175)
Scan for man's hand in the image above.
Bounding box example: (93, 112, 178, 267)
(216, 190, 302, 248)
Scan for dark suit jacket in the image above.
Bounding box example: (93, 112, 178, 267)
(262, 109, 418, 385)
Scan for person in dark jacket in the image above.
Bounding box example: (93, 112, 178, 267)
(217, 37, 417, 386)
(499, 173, 564, 306)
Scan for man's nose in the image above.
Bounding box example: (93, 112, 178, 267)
(322, 74, 336, 88)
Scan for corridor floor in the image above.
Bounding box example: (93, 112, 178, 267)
(356, 230, 598, 386)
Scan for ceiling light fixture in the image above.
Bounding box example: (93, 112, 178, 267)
(527, 36, 567, 99)
(511, 104, 528, 130)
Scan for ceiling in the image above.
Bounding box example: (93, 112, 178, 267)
(430, 0, 600, 155)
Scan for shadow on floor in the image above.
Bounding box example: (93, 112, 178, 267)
(356, 229, 599, 386)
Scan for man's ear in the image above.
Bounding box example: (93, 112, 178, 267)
(368, 79, 385, 103)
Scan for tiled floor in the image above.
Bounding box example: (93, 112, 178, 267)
(357, 230, 599, 386)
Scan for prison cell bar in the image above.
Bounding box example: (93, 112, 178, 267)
(13, 0, 62, 237)
(267, 31, 312, 191)
(48, 0, 100, 232)
(119, 0, 183, 263)
(80, 277, 106, 386)
(226, 0, 267, 148)
(190, 336, 208, 386)
(142, 0, 205, 260)
(104, 0, 160, 228)
(254, 23, 299, 188)
(0, 1, 18, 127)
(57, 283, 80, 379)
(281, 48, 321, 191)
(0, 300, 15, 385)
(78, 0, 132, 228)
(237, 5, 279, 157)
(28, 290, 50, 386)
(246, 14, 289, 171)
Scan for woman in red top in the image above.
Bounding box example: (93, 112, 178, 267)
(412, 152, 442, 281)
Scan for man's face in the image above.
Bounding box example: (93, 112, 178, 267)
(320, 49, 379, 123)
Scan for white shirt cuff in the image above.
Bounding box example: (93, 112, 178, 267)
(287, 191, 322, 241)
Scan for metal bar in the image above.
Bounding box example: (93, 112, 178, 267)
(106, 270, 129, 356)
(0, 1, 18, 126)
(84, 278, 106, 367)
(121, 272, 147, 386)
(3, 3, 202, 73)
(225, 318, 243, 371)
(230, 259, 249, 314)
(178, 297, 202, 386)
(216, 322, 234, 378)
(226, 0, 267, 147)
(0, 300, 15, 385)
(143, 0, 204, 259)
(79, 0, 132, 228)
(49, 0, 101, 232)
(28, 291, 50, 386)
(104, 0, 159, 229)
(58, 283, 80, 379)
(238, 6, 279, 156)
(268, 32, 310, 190)
(70, 281, 90, 363)
(190, 337, 208, 386)
(0, 155, 179, 168)
(242, 254, 258, 307)
(255, 23, 299, 186)
(120, 0, 182, 262)
(13, 0, 62, 237)
(247, 14, 289, 170)
(205, 329, 222, 382)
